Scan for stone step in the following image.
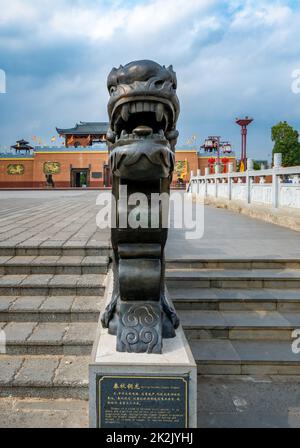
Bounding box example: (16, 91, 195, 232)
(190, 339, 300, 375)
(0, 244, 112, 258)
(0, 355, 89, 399)
(166, 259, 300, 270)
(0, 255, 109, 275)
(170, 288, 300, 311)
(0, 397, 88, 428)
(179, 310, 299, 340)
(0, 296, 103, 322)
(0, 274, 106, 296)
(0, 322, 97, 355)
(166, 269, 300, 289)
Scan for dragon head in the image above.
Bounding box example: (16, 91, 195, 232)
(107, 60, 180, 181)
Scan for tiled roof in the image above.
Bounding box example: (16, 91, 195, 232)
(56, 122, 109, 135)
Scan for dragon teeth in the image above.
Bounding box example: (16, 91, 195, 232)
(121, 104, 130, 121)
(155, 103, 164, 122)
(120, 101, 166, 121)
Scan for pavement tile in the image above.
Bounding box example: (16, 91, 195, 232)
(10, 296, 46, 312)
(48, 276, 79, 287)
(20, 275, 53, 287)
(0, 357, 24, 385)
(57, 257, 83, 266)
(0, 275, 28, 286)
(28, 323, 69, 344)
(71, 297, 102, 313)
(40, 297, 75, 312)
(178, 310, 227, 327)
(5, 257, 36, 265)
(81, 256, 108, 266)
(3, 322, 37, 342)
(54, 357, 89, 386)
(231, 340, 300, 362)
(14, 357, 60, 386)
(76, 275, 104, 288)
(0, 296, 17, 312)
(63, 323, 97, 344)
(190, 339, 240, 362)
(221, 311, 291, 327)
(31, 256, 60, 265)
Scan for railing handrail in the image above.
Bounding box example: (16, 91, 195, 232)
(188, 164, 300, 209)
(190, 165, 300, 182)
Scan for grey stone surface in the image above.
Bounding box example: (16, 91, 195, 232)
(11, 296, 46, 311)
(231, 340, 300, 363)
(64, 323, 97, 344)
(48, 275, 79, 287)
(0, 357, 24, 385)
(20, 275, 54, 287)
(221, 311, 291, 327)
(76, 274, 104, 287)
(5, 257, 36, 265)
(178, 310, 227, 327)
(0, 296, 17, 311)
(31, 256, 60, 265)
(1, 191, 300, 260)
(81, 256, 108, 266)
(0, 275, 27, 286)
(28, 323, 68, 344)
(14, 357, 60, 386)
(197, 375, 300, 428)
(0, 398, 88, 428)
(40, 296, 74, 312)
(190, 339, 240, 362)
(71, 297, 102, 313)
(54, 357, 89, 386)
(4, 322, 37, 342)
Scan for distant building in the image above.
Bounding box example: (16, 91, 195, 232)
(0, 146, 110, 188)
(56, 122, 109, 148)
(10, 139, 34, 155)
(0, 125, 237, 188)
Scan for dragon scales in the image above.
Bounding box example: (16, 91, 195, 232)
(101, 60, 180, 354)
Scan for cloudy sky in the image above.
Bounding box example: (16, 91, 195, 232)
(1, 0, 300, 159)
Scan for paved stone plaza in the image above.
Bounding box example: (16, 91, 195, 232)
(1, 190, 300, 428)
(1, 190, 300, 259)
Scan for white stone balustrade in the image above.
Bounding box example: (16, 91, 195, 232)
(188, 163, 300, 210)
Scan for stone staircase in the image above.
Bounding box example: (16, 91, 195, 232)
(167, 259, 300, 376)
(0, 246, 110, 403)
(2, 250, 300, 426)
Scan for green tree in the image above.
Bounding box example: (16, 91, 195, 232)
(272, 121, 300, 167)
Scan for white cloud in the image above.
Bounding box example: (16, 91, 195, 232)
(1, 0, 300, 159)
(231, 2, 292, 29)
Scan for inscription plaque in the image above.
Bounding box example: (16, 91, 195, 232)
(97, 375, 189, 428)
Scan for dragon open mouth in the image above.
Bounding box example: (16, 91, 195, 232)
(111, 97, 174, 142)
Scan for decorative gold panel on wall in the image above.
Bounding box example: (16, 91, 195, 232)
(7, 164, 25, 175)
(43, 162, 61, 175)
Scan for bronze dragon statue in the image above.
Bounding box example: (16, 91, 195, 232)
(101, 60, 180, 354)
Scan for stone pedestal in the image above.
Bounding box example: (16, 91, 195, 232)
(89, 273, 197, 428)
